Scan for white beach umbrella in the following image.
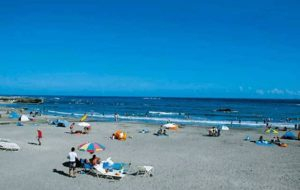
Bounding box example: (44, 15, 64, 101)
(78, 122, 91, 127)
(163, 123, 178, 129)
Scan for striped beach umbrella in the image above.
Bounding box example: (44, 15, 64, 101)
(78, 142, 105, 154)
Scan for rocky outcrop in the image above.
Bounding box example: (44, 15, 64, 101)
(0, 97, 43, 104)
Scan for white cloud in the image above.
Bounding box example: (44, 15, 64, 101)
(256, 89, 265, 95)
(268, 88, 284, 95)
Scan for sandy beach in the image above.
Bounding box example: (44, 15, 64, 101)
(0, 114, 299, 190)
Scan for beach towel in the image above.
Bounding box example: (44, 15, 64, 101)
(0, 142, 21, 151)
(256, 141, 273, 146)
(139, 129, 150, 134)
(103, 162, 124, 171)
(17, 122, 24, 127)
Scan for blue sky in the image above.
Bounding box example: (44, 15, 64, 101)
(0, 0, 299, 98)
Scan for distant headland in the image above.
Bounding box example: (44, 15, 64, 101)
(0, 96, 43, 104)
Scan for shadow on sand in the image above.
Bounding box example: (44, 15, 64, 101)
(62, 161, 70, 167)
(53, 169, 70, 177)
(28, 142, 40, 146)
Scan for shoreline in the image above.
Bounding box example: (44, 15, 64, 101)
(0, 106, 296, 130)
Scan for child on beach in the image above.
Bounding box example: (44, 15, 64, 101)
(37, 130, 42, 146)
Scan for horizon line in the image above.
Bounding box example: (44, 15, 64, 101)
(1, 93, 300, 101)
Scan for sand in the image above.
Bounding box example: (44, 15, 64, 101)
(0, 118, 299, 190)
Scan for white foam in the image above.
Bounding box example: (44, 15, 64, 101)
(48, 110, 72, 115)
(143, 97, 161, 100)
(47, 110, 295, 128)
(149, 111, 181, 115)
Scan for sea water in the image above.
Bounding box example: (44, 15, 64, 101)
(5, 96, 300, 128)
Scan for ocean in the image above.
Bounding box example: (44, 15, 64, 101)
(4, 96, 300, 128)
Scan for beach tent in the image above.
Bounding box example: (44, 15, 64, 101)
(163, 123, 179, 130)
(9, 112, 20, 119)
(221, 126, 229, 131)
(281, 131, 297, 140)
(114, 130, 127, 140)
(19, 115, 30, 122)
(56, 120, 70, 127)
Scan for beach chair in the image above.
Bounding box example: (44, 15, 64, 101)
(91, 158, 127, 180)
(93, 163, 125, 180)
(80, 159, 93, 175)
(135, 166, 153, 177)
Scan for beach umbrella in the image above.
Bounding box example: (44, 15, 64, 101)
(78, 142, 105, 154)
(163, 123, 179, 130)
(78, 122, 91, 127)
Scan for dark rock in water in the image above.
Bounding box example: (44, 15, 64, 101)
(216, 108, 232, 112)
(15, 98, 43, 104)
(0, 96, 43, 104)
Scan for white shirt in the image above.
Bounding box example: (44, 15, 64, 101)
(68, 152, 78, 162)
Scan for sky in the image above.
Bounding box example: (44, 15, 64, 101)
(0, 0, 299, 98)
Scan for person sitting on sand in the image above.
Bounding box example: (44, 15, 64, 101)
(74, 130, 83, 134)
(271, 137, 276, 143)
(70, 122, 75, 134)
(208, 128, 213, 136)
(157, 128, 163, 135)
(258, 136, 264, 143)
(275, 136, 281, 143)
(89, 154, 100, 166)
(111, 133, 115, 140)
(208, 127, 218, 136)
(87, 125, 91, 133)
(163, 129, 168, 136)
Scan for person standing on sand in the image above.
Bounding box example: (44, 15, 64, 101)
(37, 129, 42, 145)
(68, 147, 78, 178)
(70, 123, 75, 134)
(114, 113, 119, 122)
